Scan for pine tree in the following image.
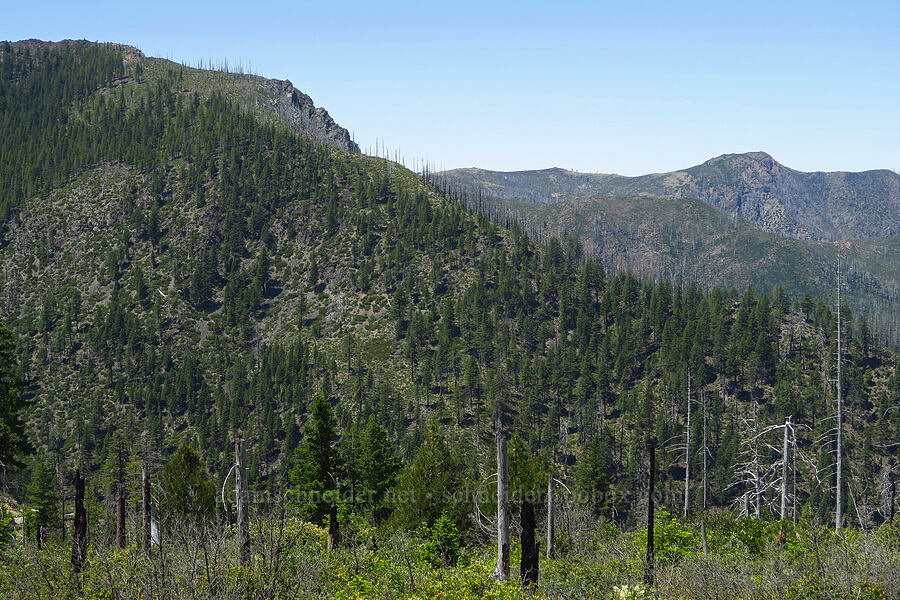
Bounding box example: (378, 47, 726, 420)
(157, 443, 217, 523)
(391, 422, 466, 529)
(28, 457, 60, 546)
(357, 416, 401, 523)
(291, 391, 341, 522)
(0, 323, 32, 469)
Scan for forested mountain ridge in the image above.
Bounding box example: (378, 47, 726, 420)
(437, 161, 900, 343)
(441, 153, 900, 241)
(0, 40, 898, 532)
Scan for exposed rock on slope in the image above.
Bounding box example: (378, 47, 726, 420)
(443, 152, 900, 241)
(257, 78, 359, 153)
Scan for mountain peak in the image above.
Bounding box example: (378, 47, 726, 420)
(701, 151, 777, 167)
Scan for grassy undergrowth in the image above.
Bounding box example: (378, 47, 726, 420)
(2, 509, 898, 600)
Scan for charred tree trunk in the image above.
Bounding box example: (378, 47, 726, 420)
(520, 500, 539, 585)
(71, 470, 86, 573)
(327, 503, 341, 551)
(644, 445, 655, 586)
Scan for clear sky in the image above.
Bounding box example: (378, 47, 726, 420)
(4, 1, 899, 175)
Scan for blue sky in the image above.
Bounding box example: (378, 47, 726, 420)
(5, 1, 899, 175)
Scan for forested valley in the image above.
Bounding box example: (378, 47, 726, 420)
(0, 40, 898, 600)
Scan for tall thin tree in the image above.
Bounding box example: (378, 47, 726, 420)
(494, 427, 510, 581)
(835, 262, 844, 531)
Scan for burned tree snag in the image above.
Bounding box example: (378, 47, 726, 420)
(520, 500, 539, 585)
(71, 470, 86, 573)
(644, 444, 655, 586)
(327, 503, 341, 551)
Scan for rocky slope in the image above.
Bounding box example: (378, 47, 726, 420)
(443, 152, 900, 241)
(6, 38, 360, 153)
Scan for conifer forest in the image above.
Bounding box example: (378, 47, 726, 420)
(0, 40, 898, 600)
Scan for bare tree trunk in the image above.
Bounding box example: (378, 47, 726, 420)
(546, 473, 555, 559)
(753, 402, 761, 519)
(116, 483, 126, 549)
(142, 466, 151, 556)
(494, 429, 510, 581)
(881, 465, 892, 521)
(327, 503, 341, 551)
(684, 371, 691, 518)
(235, 438, 250, 565)
(702, 392, 708, 512)
(891, 480, 896, 523)
(781, 417, 790, 521)
(71, 470, 86, 573)
(700, 519, 708, 554)
(520, 500, 539, 585)
(644, 445, 655, 586)
(836, 263, 844, 531)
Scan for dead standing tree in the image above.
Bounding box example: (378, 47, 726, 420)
(235, 438, 250, 564)
(520, 500, 539, 586)
(472, 427, 511, 582)
(71, 470, 86, 573)
(834, 262, 844, 531)
(142, 466, 151, 555)
(731, 416, 808, 519)
(665, 371, 694, 518)
(494, 428, 510, 582)
(644, 444, 655, 586)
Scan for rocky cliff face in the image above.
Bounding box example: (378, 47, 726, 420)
(678, 152, 900, 241)
(442, 153, 900, 241)
(260, 78, 359, 153)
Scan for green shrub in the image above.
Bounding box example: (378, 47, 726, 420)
(422, 511, 460, 567)
(0, 507, 14, 549)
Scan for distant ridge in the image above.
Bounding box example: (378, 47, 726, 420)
(443, 152, 900, 241)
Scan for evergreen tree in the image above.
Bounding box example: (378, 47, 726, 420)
(357, 416, 401, 523)
(576, 428, 615, 516)
(157, 443, 217, 523)
(0, 323, 32, 469)
(291, 391, 341, 522)
(27, 457, 60, 545)
(391, 422, 467, 529)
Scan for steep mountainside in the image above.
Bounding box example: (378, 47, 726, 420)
(1, 41, 898, 524)
(8, 39, 359, 153)
(443, 153, 900, 241)
(438, 159, 900, 342)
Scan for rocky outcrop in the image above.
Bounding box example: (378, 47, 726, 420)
(442, 153, 900, 241)
(259, 78, 359, 153)
(5, 39, 358, 154)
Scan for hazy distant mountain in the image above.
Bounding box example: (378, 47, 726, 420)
(443, 152, 900, 241)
